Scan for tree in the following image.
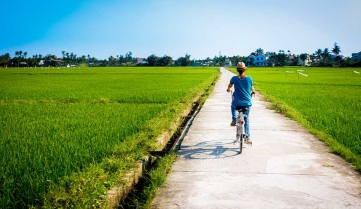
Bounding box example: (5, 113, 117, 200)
(275, 51, 287, 66)
(255, 48, 264, 55)
(176, 54, 191, 66)
(299, 53, 308, 66)
(321, 48, 331, 65)
(147, 54, 159, 66)
(249, 57, 255, 66)
(108, 56, 117, 66)
(15, 51, 20, 67)
(332, 43, 342, 65)
(158, 55, 173, 66)
(314, 48, 322, 65)
(118, 55, 125, 65)
(286, 53, 298, 66)
(268, 52, 277, 66)
(125, 51, 132, 63)
(0, 53, 11, 67)
(332, 43, 341, 56)
(29, 54, 39, 67)
(315, 49, 322, 57)
(229, 55, 247, 67)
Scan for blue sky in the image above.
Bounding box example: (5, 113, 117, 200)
(1, 0, 361, 60)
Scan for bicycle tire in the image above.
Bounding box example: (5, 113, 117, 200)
(239, 133, 244, 154)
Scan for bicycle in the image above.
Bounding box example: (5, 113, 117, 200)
(229, 90, 253, 154)
(234, 106, 249, 154)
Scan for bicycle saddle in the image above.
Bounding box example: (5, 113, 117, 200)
(235, 106, 248, 113)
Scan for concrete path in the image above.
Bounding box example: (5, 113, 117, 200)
(150, 68, 361, 209)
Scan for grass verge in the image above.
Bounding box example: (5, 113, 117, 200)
(119, 152, 177, 209)
(259, 91, 361, 172)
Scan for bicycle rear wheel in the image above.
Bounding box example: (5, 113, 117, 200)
(240, 134, 244, 154)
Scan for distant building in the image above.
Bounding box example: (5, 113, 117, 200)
(224, 58, 232, 67)
(190, 62, 202, 66)
(136, 58, 148, 65)
(203, 61, 213, 66)
(298, 54, 312, 66)
(255, 54, 267, 66)
(351, 52, 361, 62)
(248, 54, 268, 66)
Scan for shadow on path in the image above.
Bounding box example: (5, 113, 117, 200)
(178, 139, 249, 160)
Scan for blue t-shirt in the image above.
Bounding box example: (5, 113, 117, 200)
(230, 76, 253, 107)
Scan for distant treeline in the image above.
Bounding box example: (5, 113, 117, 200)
(1, 43, 360, 67)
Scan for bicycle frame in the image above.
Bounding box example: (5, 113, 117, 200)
(236, 110, 246, 139)
(236, 108, 247, 154)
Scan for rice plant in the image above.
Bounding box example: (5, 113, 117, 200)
(0, 67, 219, 208)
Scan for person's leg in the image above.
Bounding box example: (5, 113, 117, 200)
(230, 105, 237, 126)
(244, 106, 251, 139)
(231, 105, 237, 121)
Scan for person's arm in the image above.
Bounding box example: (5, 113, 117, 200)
(250, 77, 256, 96)
(251, 86, 256, 96)
(227, 83, 233, 92)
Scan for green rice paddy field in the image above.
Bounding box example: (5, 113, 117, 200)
(230, 67, 361, 171)
(0, 67, 219, 208)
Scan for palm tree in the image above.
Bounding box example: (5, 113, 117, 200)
(321, 48, 330, 64)
(312, 49, 322, 65)
(4, 53, 10, 60)
(32, 54, 38, 67)
(15, 51, 19, 67)
(332, 43, 342, 65)
(332, 43, 341, 56)
(315, 49, 322, 59)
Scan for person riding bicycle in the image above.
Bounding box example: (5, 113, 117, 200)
(226, 62, 255, 145)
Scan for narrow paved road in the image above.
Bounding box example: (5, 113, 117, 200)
(151, 68, 361, 209)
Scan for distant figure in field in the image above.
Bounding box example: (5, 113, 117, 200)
(226, 62, 255, 145)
